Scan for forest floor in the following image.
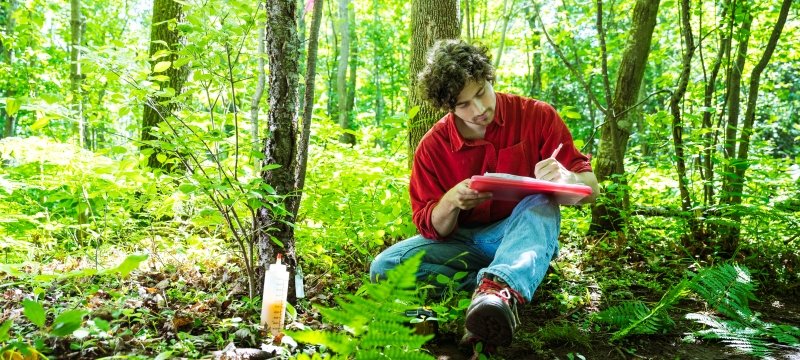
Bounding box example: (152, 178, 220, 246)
(2, 245, 799, 359)
(425, 293, 800, 360)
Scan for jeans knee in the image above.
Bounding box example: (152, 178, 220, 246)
(514, 194, 558, 217)
(369, 251, 393, 283)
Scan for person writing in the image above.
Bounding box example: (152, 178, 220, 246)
(370, 40, 599, 351)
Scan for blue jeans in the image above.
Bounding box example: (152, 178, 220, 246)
(370, 194, 560, 301)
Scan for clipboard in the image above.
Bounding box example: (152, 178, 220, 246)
(469, 173, 593, 204)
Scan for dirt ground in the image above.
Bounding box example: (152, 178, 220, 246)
(424, 294, 800, 360)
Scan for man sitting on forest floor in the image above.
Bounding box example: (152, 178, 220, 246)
(370, 40, 599, 353)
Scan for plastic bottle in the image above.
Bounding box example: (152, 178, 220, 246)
(260, 254, 289, 336)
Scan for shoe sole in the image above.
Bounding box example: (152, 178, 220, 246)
(465, 296, 514, 346)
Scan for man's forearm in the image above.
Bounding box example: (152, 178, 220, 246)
(430, 200, 460, 238)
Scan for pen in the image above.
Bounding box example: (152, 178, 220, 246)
(550, 143, 563, 159)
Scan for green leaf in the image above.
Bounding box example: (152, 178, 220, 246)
(22, 300, 46, 329)
(0, 320, 11, 342)
(179, 183, 197, 193)
(5, 98, 20, 117)
(156, 153, 167, 163)
(407, 105, 420, 120)
(30, 116, 51, 131)
(50, 310, 86, 337)
(111, 146, 128, 154)
(435, 274, 449, 284)
(93, 317, 110, 332)
(109, 254, 149, 277)
(564, 111, 582, 119)
(152, 61, 172, 73)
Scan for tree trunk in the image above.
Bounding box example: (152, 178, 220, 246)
(260, 0, 301, 304)
(70, 0, 87, 148)
(297, 0, 324, 194)
(524, 4, 542, 98)
(493, 0, 515, 69)
(700, 1, 730, 208)
(669, 0, 701, 245)
(589, 0, 660, 235)
(0, 0, 17, 139)
(408, 0, 460, 158)
(295, 0, 307, 117)
(720, 8, 752, 205)
(140, 0, 188, 170)
(716, 6, 752, 254)
(326, 0, 337, 120)
(372, 0, 383, 125)
(336, 0, 354, 144)
(721, 0, 792, 254)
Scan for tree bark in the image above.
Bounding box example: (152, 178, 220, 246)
(297, 0, 324, 194)
(408, 0, 460, 158)
(589, 0, 660, 234)
(336, 0, 354, 144)
(260, 0, 301, 303)
(700, 1, 730, 208)
(346, 8, 357, 129)
(720, 8, 752, 204)
(669, 0, 700, 244)
(0, 0, 17, 138)
(140, 0, 188, 170)
(372, 0, 384, 125)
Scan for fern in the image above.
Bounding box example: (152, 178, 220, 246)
(688, 264, 757, 323)
(288, 252, 435, 359)
(593, 263, 800, 358)
(595, 279, 688, 340)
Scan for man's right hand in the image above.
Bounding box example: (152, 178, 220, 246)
(442, 179, 493, 211)
(431, 179, 492, 237)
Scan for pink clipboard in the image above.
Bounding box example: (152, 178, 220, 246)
(469, 174, 593, 204)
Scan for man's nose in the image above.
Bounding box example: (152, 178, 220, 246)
(473, 99, 485, 113)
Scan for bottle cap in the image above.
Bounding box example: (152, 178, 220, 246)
(271, 254, 287, 272)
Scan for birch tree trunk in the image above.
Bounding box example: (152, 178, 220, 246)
(408, 0, 460, 158)
(259, 0, 301, 303)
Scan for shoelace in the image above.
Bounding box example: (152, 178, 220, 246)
(476, 278, 523, 327)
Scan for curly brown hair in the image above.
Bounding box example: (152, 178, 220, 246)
(417, 40, 495, 111)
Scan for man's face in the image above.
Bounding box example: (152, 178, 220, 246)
(453, 80, 496, 130)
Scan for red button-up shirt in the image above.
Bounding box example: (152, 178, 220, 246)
(410, 92, 593, 240)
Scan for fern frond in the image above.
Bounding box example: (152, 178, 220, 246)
(596, 279, 689, 341)
(360, 321, 433, 350)
(689, 264, 756, 323)
(595, 301, 653, 329)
